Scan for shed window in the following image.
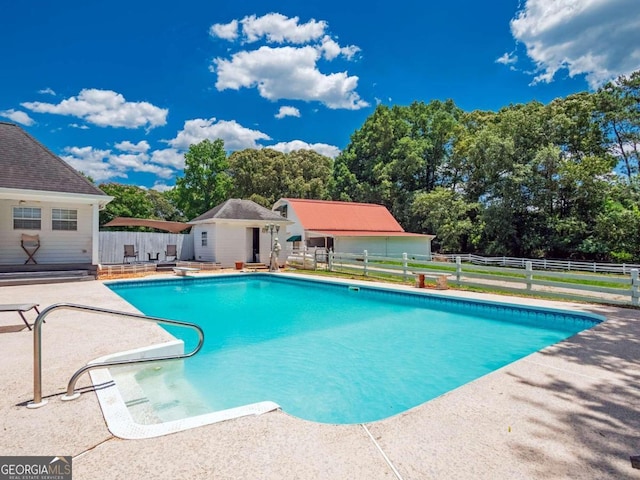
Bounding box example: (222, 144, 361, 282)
(201, 231, 208, 247)
(13, 207, 41, 230)
(52, 208, 78, 231)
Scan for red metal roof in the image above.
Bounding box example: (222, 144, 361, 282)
(285, 199, 405, 232)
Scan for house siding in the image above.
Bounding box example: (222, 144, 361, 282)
(0, 199, 93, 264)
(275, 199, 305, 246)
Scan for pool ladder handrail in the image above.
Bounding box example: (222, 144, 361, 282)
(27, 303, 205, 409)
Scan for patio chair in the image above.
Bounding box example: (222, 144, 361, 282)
(21, 234, 40, 264)
(165, 244, 177, 261)
(123, 245, 138, 263)
(0, 303, 40, 330)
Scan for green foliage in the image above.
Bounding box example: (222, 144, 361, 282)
(99, 183, 155, 228)
(411, 187, 482, 252)
(228, 148, 333, 207)
(332, 71, 640, 261)
(173, 139, 233, 219)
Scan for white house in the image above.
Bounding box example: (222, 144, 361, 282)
(189, 199, 292, 267)
(0, 122, 112, 267)
(272, 198, 435, 258)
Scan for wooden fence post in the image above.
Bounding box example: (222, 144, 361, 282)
(526, 261, 533, 291)
(456, 256, 462, 285)
(402, 253, 408, 281)
(363, 250, 368, 276)
(631, 269, 639, 306)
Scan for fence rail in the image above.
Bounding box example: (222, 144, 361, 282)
(434, 253, 640, 275)
(287, 249, 639, 306)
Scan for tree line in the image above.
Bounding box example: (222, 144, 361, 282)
(100, 71, 640, 262)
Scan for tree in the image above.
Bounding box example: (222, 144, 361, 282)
(173, 139, 232, 219)
(596, 71, 640, 179)
(228, 148, 334, 206)
(98, 183, 154, 227)
(411, 187, 482, 252)
(147, 189, 186, 222)
(333, 100, 462, 227)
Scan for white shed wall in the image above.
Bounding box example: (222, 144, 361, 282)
(193, 224, 217, 262)
(213, 223, 249, 267)
(335, 236, 431, 257)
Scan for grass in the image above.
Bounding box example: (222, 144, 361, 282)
(367, 259, 628, 287)
(286, 264, 635, 308)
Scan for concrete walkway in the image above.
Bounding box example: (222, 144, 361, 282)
(0, 275, 638, 479)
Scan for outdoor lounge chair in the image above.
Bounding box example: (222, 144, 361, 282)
(0, 304, 40, 330)
(123, 245, 138, 263)
(21, 234, 40, 264)
(165, 244, 177, 261)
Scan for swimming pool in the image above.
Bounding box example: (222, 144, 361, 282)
(107, 274, 602, 425)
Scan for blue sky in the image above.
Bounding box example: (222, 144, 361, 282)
(2, 0, 639, 190)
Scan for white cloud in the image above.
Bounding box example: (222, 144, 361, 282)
(0, 109, 35, 126)
(21, 88, 168, 129)
(151, 148, 185, 169)
(319, 35, 360, 61)
(210, 13, 367, 110)
(169, 117, 271, 151)
(496, 52, 518, 65)
(62, 146, 126, 182)
(240, 13, 326, 44)
(509, 0, 640, 88)
(269, 140, 340, 158)
(38, 87, 56, 96)
(62, 145, 174, 182)
(69, 123, 90, 129)
(210, 19, 239, 41)
(151, 182, 174, 192)
(275, 106, 301, 119)
(214, 45, 368, 110)
(115, 140, 150, 153)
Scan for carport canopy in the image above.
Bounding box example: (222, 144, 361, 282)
(103, 217, 191, 233)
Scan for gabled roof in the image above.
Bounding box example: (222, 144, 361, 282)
(0, 122, 107, 197)
(281, 198, 405, 232)
(190, 199, 288, 223)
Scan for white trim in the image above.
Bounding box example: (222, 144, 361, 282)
(0, 187, 112, 208)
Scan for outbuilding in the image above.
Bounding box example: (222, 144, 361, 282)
(189, 199, 292, 267)
(272, 198, 435, 258)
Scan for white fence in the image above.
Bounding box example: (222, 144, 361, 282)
(287, 250, 639, 306)
(99, 231, 194, 264)
(435, 253, 640, 275)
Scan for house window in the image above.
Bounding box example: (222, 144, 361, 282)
(52, 208, 78, 231)
(201, 231, 208, 247)
(280, 205, 288, 218)
(13, 207, 41, 230)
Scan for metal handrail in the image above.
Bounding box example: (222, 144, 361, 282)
(28, 303, 205, 408)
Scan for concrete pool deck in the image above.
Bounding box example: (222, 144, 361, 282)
(0, 273, 638, 479)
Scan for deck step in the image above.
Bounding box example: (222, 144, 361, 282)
(244, 262, 269, 271)
(0, 270, 94, 287)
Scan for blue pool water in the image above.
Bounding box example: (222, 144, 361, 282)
(108, 274, 601, 424)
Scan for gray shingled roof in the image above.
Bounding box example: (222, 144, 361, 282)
(0, 122, 107, 196)
(190, 199, 286, 222)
